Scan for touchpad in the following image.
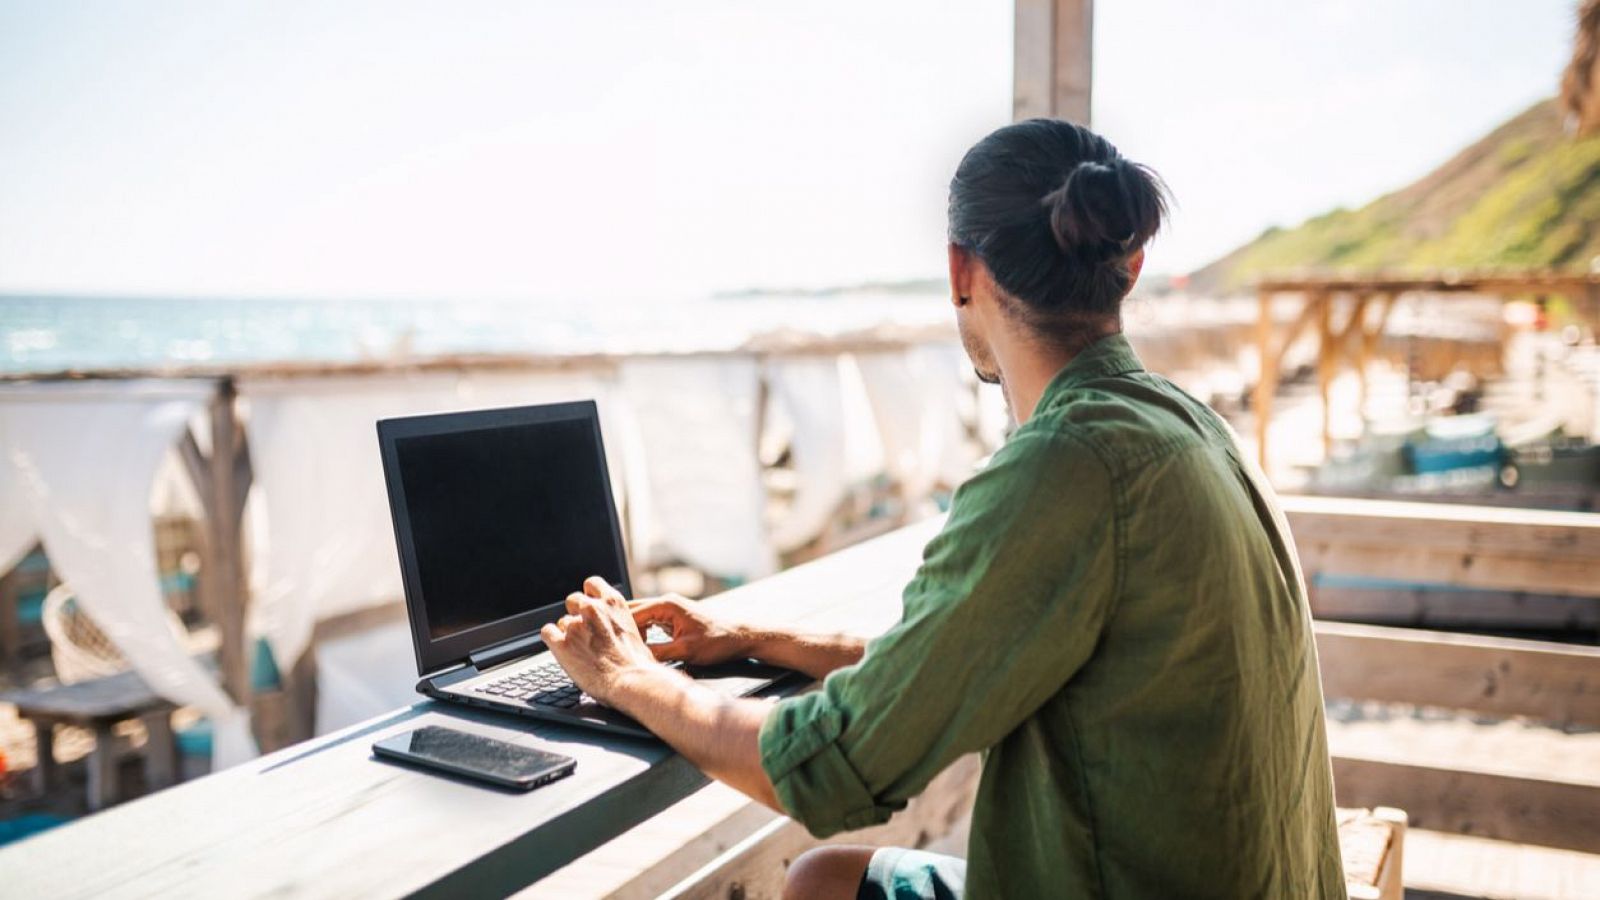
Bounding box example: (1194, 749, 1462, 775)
(684, 659, 805, 698)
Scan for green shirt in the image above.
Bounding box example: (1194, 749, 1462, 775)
(759, 335, 1346, 899)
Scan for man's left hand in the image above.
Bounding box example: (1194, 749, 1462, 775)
(541, 576, 664, 706)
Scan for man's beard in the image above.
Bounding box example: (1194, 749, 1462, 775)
(958, 317, 1001, 385)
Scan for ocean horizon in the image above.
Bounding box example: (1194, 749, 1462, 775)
(0, 289, 955, 375)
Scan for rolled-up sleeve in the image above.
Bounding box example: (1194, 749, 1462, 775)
(758, 428, 1119, 837)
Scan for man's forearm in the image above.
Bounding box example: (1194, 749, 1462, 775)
(607, 665, 783, 811)
(732, 626, 866, 680)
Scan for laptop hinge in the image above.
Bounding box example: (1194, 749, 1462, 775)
(468, 633, 545, 672)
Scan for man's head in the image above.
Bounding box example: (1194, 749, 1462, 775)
(946, 119, 1168, 385)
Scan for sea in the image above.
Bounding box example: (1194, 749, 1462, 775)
(0, 290, 953, 375)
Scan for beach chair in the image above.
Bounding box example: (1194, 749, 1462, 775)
(40, 585, 189, 684)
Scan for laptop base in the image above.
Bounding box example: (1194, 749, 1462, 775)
(422, 657, 804, 740)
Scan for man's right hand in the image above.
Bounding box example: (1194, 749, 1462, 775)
(629, 595, 753, 666)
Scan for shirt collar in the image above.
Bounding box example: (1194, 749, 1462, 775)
(1038, 333, 1146, 403)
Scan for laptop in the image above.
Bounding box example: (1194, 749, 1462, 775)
(377, 400, 796, 739)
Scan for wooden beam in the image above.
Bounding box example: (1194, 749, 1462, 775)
(1332, 753, 1600, 854)
(1254, 269, 1600, 296)
(1283, 495, 1600, 598)
(182, 380, 255, 711)
(1013, 0, 1093, 123)
(1314, 621, 1600, 729)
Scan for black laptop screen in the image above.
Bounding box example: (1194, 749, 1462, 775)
(394, 416, 626, 642)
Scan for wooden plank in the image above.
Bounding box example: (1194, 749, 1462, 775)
(1404, 827, 1600, 900)
(1283, 495, 1600, 598)
(1332, 753, 1600, 854)
(1314, 621, 1600, 728)
(1310, 585, 1600, 632)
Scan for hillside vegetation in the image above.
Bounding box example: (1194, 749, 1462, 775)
(1190, 99, 1600, 294)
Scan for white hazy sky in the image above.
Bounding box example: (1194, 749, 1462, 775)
(0, 1, 1579, 302)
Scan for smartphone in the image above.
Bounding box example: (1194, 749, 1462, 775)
(372, 725, 577, 791)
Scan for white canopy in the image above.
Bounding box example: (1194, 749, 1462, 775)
(0, 381, 255, 767)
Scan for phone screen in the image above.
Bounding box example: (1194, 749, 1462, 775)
(373, 726, 576, 788)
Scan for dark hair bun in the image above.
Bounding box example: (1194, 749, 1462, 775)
(1044, 157, 1165, 262)
(947, 119, 1168, 322)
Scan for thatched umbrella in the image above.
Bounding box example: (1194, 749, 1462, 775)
(1562, 0, 1600, 134)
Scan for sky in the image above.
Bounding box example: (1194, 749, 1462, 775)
(0, 1, 1582, 302)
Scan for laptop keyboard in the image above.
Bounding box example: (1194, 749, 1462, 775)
(475, 657, 587, 708)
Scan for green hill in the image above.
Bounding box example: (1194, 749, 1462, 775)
(1190, 99, 1600, 294)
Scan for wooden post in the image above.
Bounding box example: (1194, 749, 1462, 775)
(1254, 287, 1276, 470)
(1014, 0, 1094, 123)
(1355, 292, 1389, 416)
(30, 720, 57, 794)
(141, 711, 178, 791)
(1333, 292, 1370, 425)
(179, 379, 254, 711)
(0, 565, 20, 680)
(86, 723, 118, 812)
(1316, 292, 1335, 458)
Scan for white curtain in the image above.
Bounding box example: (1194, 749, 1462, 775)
(0, 427, 38, 575)
(856, 343, 979, 501)
(618, 357, 774, 579)
(312, 618, 416, 735)
(764, 355, 885, 553)
(0, 382, 255, 767)
(242, 371, 616, 674)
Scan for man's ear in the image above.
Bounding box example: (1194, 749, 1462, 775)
(948, 243, 971, 309)
(1126, 248, 1146, 286)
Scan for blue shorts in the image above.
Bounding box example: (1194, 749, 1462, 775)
(856, 847, 966, 900)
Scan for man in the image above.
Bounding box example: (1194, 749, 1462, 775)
(544, 119, 1346, 898)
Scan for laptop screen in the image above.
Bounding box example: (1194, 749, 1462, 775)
(381, 402, 629, 672)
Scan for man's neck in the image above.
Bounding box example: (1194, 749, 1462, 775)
(996, 328, 1118, 425)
